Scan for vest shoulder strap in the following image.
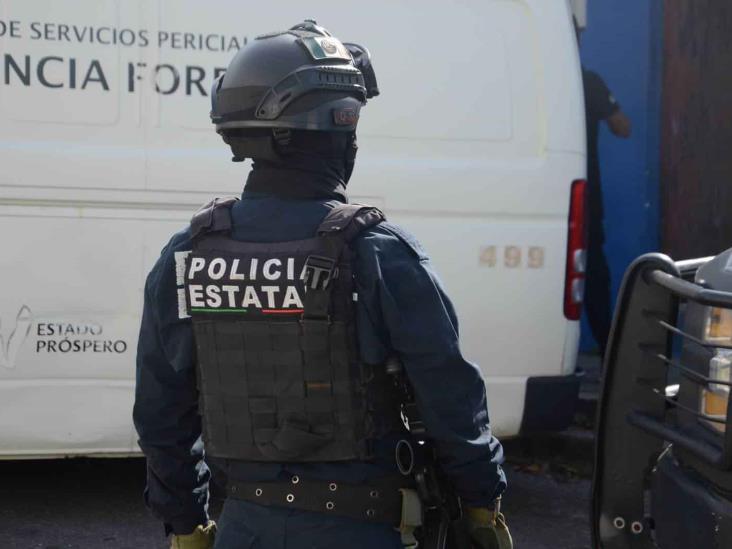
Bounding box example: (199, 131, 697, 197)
(190, 196, 239, 240)
(302, 204, 385, 320)
(316, 204, 385, 243)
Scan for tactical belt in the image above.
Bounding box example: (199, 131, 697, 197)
(227, 476, 404, 527)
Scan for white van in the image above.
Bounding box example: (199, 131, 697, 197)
(0, 0, 586, 457)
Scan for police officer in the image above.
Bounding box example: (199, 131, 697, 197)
(133, 20, 511, 549)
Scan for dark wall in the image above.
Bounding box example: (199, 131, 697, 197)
(661, 1, 732, 259)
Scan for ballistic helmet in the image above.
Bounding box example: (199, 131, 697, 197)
(211, 20, 379, 161)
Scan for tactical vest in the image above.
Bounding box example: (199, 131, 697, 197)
(184, 198, 400, 462)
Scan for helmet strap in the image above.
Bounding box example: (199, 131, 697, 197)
(344, 132, 358, 184)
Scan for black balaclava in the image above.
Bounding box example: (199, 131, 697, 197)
(243, 129, 357, 202)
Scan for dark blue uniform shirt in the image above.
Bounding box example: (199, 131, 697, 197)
(133, 192, 506, 534)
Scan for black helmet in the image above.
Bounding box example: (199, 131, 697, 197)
(211, 20, 378, 141)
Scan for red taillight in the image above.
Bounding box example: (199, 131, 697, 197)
(564, 179, 588, 320)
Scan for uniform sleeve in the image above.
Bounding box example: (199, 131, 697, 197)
(132, 233, 210, 535)
(354, 224, 507, 507)
(584, 69, 620, 121)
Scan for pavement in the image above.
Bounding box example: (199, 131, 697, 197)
(1, 355, 602, 548)
(576, 353, 603, 430)
(0, 439, 594, 549)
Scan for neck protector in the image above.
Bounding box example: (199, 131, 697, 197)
(243, 130, 355, 202)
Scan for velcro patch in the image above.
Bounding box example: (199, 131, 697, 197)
(300, 36, 352, 61)
(184, 252, 308, 317)
(333, 108, 359, 127)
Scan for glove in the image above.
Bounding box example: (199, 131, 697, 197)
(463, 505, 513, 549)
(170, 521, 217, 549)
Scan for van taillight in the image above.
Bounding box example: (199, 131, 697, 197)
(564, 179, 588, 320)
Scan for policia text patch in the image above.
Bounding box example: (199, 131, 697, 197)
(185, 252, 307, 316)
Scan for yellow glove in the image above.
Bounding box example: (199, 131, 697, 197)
(464, 505, 513, 549)
(170, 521, 216, 549)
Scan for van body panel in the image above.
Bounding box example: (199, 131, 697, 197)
(0, 0, 585, 455)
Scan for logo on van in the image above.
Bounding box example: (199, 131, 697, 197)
(0, 305, 33, 369)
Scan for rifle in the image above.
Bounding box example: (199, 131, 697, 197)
(386, 356, 465, 549)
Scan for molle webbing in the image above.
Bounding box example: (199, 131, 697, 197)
(194, 317, 363, 461)
(186, 200, 395, 462)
